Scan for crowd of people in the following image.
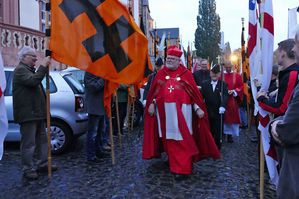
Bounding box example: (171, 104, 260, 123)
(8, 22, 299, 197)
(143, 26, 299, 198)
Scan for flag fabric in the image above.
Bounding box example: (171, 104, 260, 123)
(0, 51, 8, 160)
(288, 7, 298, 39)
(248, 0, 278, 187)
(50, 0, 153, 85)
(241, 26, 250, 104)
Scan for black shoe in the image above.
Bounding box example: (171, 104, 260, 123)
(37, 165, 58, 173)
(23, 170, 38, 180)
(240, 125, 248, 129)
(86, 157, 102, 164)
(174, 173, 188, 181)
(96, 152, 110, 159)
(250, 137, 259, 143)
(227, 135, 233, 143)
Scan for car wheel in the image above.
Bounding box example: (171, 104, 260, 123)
(48, 120, 72, 154)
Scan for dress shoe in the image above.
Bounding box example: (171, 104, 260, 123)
(86, 157, 102, 164)
(96, 152, 110, 159)
(227, 135, 234, 143)
(240, 125, 248, 129)
(102, 145, 111, 151)
(174, 173, 188, 181)
(23, 170, 38, 180)
(37, 165, 58, 173)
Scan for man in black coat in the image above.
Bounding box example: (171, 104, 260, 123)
(193, 59, 211, 89)
(13, 46, 54, 179)
(201, 65, 229, 149)
(142, 57, 163, 105)
(270, 25, 299, 199)
(84, 72, 109, 163)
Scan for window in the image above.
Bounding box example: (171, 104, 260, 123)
(63, 74, 85, 94)
(4, 71, 12, 96)
(41, 76, 57, 93)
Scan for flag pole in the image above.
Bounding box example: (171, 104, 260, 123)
(45, 0, 52, 178)
(126, 92, 132, 135)
(260, 132, 264, 198)
(114, 92, 122, 149)
(109, 109, 115, 165)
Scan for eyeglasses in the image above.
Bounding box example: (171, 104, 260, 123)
(166, 57, 179, 61)
(25, 54, 37, 58)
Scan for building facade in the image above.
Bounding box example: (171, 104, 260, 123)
(0, 0, 154, 69)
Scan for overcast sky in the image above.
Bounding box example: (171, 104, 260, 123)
(149, 0, 299, 52)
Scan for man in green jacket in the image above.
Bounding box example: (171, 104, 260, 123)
(13, 46, 54, 179)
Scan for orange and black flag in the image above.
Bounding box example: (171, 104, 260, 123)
(241, 24, 250, 104)
(50, 0, 152, 84)
(49, 0, 153, 116)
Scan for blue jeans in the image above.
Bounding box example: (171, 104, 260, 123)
(86, 114, 104, 160)
(239, 107, 248, 127)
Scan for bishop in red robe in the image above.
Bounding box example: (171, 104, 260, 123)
(142, 46, 220, 178)
(222, 61, 244, 142)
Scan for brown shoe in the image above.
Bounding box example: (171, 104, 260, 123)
(23, 170, 38, 180)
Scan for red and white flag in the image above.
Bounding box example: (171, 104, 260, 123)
(0, 51, 8, 160)
(248, 0, 278, 187)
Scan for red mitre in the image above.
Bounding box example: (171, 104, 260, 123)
(167, 45, 182, 57)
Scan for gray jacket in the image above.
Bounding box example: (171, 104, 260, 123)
(273, 83, 299, 198)
(84, 72, 105, 116)
(12, 62, 47, 123)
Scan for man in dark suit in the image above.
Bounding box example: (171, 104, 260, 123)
(201, 65, 229, 149)
(193, 59, 210, 89)
(84, 72, 109, 163)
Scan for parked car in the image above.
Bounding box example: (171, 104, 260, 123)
(63, 67, 144, 126)
(4, 67, 88, 154)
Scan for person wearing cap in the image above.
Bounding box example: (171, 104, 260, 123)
(142, 57, 163, 106)
(222, 60, 244, 143)
(142, 45, 220, 180)
(200, 65, 229, 149)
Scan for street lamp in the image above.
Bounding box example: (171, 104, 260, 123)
(230, 54, 238, 63)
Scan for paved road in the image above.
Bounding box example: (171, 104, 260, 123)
(0, 125, 277, 199)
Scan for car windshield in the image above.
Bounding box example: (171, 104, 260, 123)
(63, 74, 85, 94)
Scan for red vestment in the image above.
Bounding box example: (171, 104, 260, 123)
(222, 72, 244, 124)
(142, 65, 220, 174)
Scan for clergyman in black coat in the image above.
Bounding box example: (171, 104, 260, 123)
(201, 65, 229, 149)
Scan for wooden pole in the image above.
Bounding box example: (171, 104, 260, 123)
(127, 94, 131, 135)
(260, 132, 265, 199)
(109, 110, 115, 165)
(114, 92, 122, 149)
(45, 0, 52, 178)
(247, 102, 251, 131)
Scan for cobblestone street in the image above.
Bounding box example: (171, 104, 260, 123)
(0, 125, 277, 199)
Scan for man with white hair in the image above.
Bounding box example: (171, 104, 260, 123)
(270, 25, 299, 198)
(142, 46, 220, 180)
(13, 46, 55, 180)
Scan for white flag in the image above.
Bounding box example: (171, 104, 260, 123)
(0, 51, 8, 160)
(288, 7, 298, 39)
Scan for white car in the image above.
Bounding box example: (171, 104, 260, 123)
(4, 67, 88, 154)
